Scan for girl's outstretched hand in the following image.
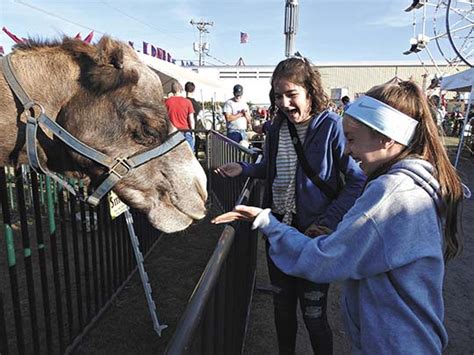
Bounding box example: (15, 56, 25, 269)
(211, 205, 263, 224)
(214, 163, 243, 178)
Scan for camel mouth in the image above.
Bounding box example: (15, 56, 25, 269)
(147, 202, 206, 233)
(148, 214, 193, 233)
(115, 177, 207, 233)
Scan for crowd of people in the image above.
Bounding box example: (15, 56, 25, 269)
(428, 94, 474, 138)
(164, 80, 362, 151)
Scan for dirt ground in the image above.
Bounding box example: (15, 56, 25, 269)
(74, 143, 474, 354)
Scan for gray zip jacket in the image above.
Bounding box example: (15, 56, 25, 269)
(254, 158, 448, 354)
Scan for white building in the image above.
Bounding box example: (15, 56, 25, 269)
(189, 61, 469, 106)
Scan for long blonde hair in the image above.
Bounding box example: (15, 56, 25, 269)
(366, 81, 463, 261)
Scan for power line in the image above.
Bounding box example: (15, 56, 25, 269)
(204, 52, 229, 66)
(99, 1, 186, 42)
(201, 58, 220, 66)
(13, 0, 104, 34)
(12, 0, 228, 66)
(13, 0, 186, 45)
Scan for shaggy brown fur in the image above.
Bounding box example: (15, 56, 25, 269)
(0, 36, 207, 233)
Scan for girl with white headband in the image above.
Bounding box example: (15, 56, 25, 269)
(212, 81, 464, 354)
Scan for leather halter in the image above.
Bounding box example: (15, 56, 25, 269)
(1, 54, 186, 206)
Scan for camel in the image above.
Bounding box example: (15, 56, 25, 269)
(0, 36, 207, 233)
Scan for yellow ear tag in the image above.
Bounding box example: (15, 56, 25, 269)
(108, 191, 128, 219)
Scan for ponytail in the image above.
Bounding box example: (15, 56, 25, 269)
(365, 81, 463, 261)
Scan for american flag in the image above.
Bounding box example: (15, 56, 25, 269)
(240, 32, 249, 44)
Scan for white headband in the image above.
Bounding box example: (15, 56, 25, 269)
(345, 95, 418, 146)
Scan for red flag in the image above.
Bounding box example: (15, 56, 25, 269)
(2, 27, 24, 43)
(143, 41, 149, 54)
(240, 32, 249, 44)
(83, 31, 94, 44)
(74, 32, 82, 40)
(151, 45, 157, 57)
(0, 46, 4, 55)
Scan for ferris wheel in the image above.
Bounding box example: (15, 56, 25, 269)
(404, 0, 473, 71)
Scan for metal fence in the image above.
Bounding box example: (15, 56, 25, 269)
(0, 166, 162, 355)
(166, 131, 263, 354)
(0, 131, 264, 355)
(206, 130, 261, 212)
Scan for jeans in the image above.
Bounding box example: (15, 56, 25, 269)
(266, 215, 333, 354)
(227, 129, 247, 143)
(184, 131, 195, 151)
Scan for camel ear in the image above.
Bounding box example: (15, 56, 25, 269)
(64, 36, 138, 93)
(94, 36, 125, 70)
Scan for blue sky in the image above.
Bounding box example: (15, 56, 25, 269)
(0, 0, 455, 66)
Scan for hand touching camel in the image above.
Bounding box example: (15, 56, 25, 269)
(211, 205, 263, 224)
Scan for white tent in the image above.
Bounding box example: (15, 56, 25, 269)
(136, 52, 224, 99)
(440, 68, 474, 93)
(440, 68, 474, 167)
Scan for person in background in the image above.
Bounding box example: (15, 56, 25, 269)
(215, 57, 366, 354)
(223, 84, 252, 143)
(327, 100, 337, 113)
(185, 81, 202, 120)
(212, 80, 465, 354)
(251, 119, 272, 135)
(165, 80, 195, 150)
(340, 95, 351, 115)
(429, 95, 445, 133)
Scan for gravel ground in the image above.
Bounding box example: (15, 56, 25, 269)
(74, 146, 474, 354)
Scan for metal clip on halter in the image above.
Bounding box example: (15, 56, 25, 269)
(2, 53, 186, 207)
(109, 158, 132, 179)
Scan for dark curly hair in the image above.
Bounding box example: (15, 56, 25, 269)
(269, 57, 329, 116)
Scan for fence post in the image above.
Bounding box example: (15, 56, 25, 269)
(0, 168, 25, 354)
(45, 176, 66, 353)
(15, 167, 40, 353)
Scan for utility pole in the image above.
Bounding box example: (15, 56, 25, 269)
(284, 0, 299, 57)
(190, 19, 213, 66)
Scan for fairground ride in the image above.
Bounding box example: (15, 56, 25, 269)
(403, 0, 473, 81)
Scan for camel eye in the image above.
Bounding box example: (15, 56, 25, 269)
(143, 124, 160, 139)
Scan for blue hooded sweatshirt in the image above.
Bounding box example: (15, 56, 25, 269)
(253, 158, 448, 354)
(240, 111, 365, 231)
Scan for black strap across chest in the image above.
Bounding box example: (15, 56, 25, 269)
(286, 117, 338, 200)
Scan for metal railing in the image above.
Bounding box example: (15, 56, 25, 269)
(1, 131, 264, 354)
(0, 166, 161, 355)
(166, 132, 263, 354)
(206, 130, 261, 212)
